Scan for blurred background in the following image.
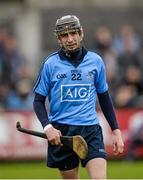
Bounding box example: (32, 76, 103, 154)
(0, 0, 143, 179)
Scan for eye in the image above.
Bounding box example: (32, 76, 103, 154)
(60, 33, 68, 38)
(70, 31, 77, 35)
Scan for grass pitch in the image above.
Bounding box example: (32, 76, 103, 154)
(0, 160, 143, 179)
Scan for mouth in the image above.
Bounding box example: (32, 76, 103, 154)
(67, 44, 76, 49)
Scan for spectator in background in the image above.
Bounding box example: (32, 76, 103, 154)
(93, 26, 120, 98)
(136, 37, 143, 78)
(93, 25, 113, 56)
(0, 27, 11, 107)
(111, 24, 143, 108)
(5, 79, 34, 111)
(113, 24, 141, 55)
(0, 27, 32, 109)
(0, 83, 10, 108)
(116, 26, 140, 66)
(113, 84, 139, 108)
(0, 27, 7, 82)
(1, 31, 31, 89)
(124, 65, 143, 95)
(102, 49, 119, 97)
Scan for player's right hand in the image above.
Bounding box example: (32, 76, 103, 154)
(45, 126, 63, 146)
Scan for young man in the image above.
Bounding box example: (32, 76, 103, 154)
(33, 15, 124, 179)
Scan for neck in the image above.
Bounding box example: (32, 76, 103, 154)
(59, 46, 87, 67)
(62, 47, 82, 60)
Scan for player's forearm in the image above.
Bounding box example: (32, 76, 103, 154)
(97, 91, 119, 131)
(33, 92, 50, 128)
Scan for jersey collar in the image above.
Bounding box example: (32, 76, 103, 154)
(58, 47, 87, 67)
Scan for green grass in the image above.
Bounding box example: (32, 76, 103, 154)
(107, 160, 143, 179)
(0, 160, 143, 179)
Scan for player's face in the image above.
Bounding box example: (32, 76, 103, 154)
(58, 30, 83, 52)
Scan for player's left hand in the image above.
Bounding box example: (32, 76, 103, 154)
(112, 129, 124, 155)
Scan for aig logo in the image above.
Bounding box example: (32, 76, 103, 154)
(61, 84, 91, 102)
(56, 73, 67, 79)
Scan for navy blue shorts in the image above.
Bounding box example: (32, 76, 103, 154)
(47, 122, 106, 171)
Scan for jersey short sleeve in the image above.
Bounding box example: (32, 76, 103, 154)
(33, 62, 50, 96)
(96, 58, 108, 93)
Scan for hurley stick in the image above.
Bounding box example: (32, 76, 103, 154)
(16, 121, 88, 159)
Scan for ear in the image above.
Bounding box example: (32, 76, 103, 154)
(80, 28, 84, 41)
(58, 38, 62, 48)
(58, 38, 61, 43)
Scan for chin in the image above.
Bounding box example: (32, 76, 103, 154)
(69, 48, 76, 51)
(68, 46, 79, 51)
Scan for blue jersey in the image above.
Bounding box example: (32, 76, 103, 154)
(34, 49, 108, 125)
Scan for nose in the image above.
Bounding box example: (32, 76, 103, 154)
(67, 34, 73, 42)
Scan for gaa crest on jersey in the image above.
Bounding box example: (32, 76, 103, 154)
(56, 73, 67, 79)
(61, 84, 91, 102)
(87, 71, 94, 80)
